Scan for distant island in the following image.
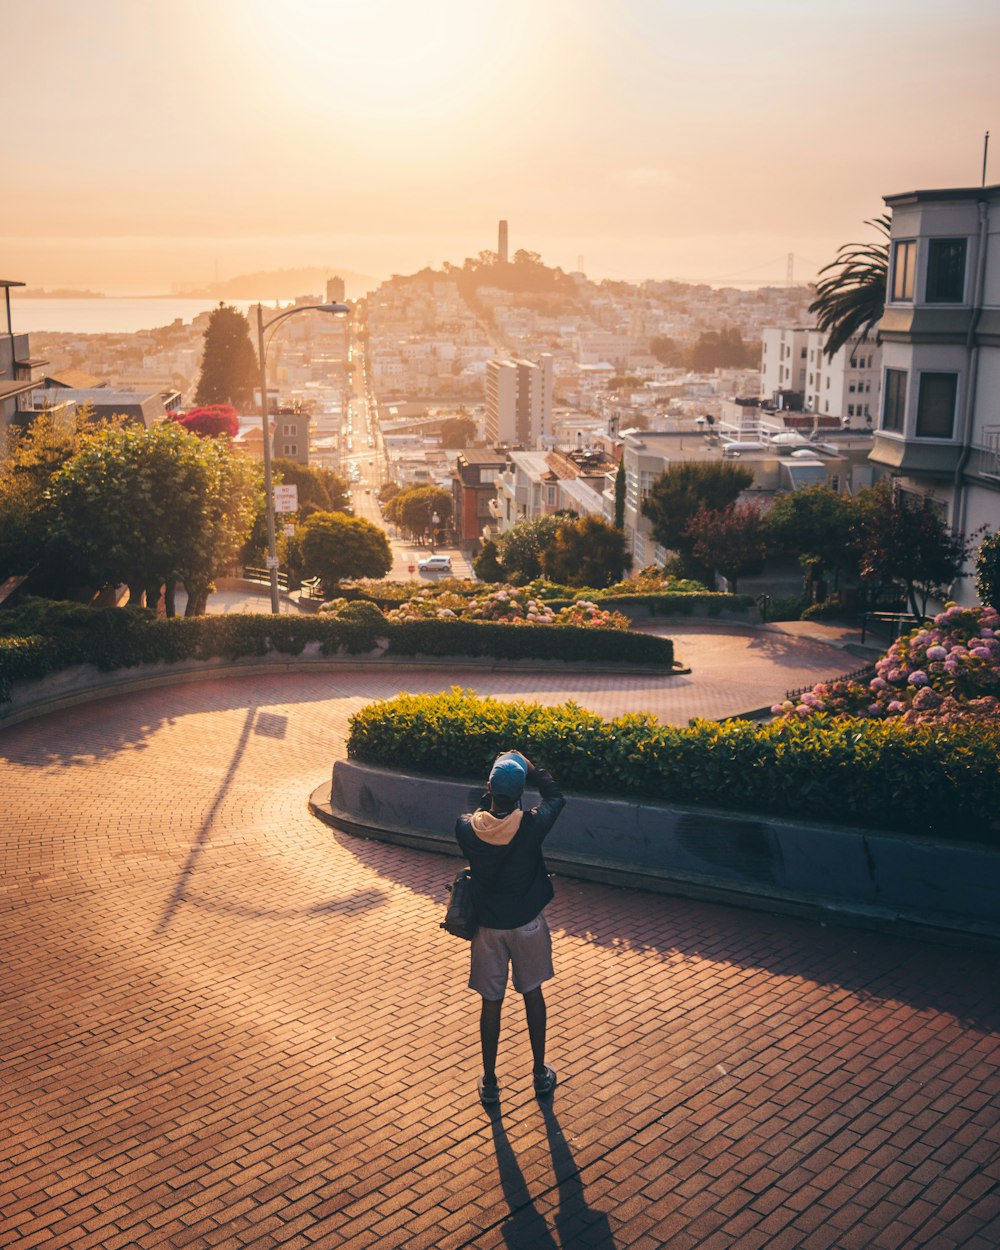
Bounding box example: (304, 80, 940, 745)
(168, 265, 375, 301)
(20, 287, 107, 299)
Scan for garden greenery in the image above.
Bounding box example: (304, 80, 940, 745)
(347, 687, 1000, 844)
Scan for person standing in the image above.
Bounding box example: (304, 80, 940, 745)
(455, 750, 566, 1105)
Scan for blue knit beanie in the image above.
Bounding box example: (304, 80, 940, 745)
(488, 752, 528, 799)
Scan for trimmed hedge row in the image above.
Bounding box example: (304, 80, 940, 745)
(347, 688, 1000, 845)
(337, 584, 754, 618)
(0, 602, 674, 703)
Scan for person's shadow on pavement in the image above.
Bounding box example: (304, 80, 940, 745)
(488, 1101, 617, 1249)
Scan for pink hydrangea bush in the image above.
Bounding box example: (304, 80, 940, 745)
(772, 603, 1000, 725)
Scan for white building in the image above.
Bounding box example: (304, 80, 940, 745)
(484, 354, 553, 447)
(762, 326, 882, 424)
(872, 181, 1000, 603)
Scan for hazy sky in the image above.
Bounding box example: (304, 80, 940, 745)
(2, 0, 997, 292)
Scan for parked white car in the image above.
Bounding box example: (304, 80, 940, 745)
(418, 555, 452, 574)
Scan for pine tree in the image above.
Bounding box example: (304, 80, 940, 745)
(194, 305, 259, 407)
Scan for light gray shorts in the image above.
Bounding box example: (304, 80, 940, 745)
(469, 911, 554, 1001)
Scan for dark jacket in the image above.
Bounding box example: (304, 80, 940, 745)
(455, 768, 565, 930)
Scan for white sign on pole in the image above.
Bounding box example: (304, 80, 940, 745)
(273, 484, 299, 513)
(282, 524, 296, 537)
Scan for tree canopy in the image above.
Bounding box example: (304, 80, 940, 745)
(684, 500, 769, 593)
(46, 420, 261, 613)
(0, 415, 78, 595)
(438, 416, 477, 447)
(764, 483, 857, 588)
(497, 513, 574, 582)
(542, 516, 630, 588)
(640, 462, 754, 565)
(384, 485, 453, 536)
(299, 511, 391, 589)
(170, 404, 240, 439)
(272, 458, 351, 517)
(976, 532, 1000, 609)
(194, 304, 259, 407)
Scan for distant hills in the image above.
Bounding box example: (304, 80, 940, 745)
(170, 266, 376, 301)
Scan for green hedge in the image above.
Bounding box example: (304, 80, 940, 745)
(0, 601, 673, 703)
(589, 592, 755, 616)
(384, 619, 672, 667)
(347, 689, 1000, 844)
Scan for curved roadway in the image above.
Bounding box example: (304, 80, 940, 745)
(3, 639, 998, 1249)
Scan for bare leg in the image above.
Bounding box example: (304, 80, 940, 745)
(523, 986, 547, 1074)
(480, 998, 503, 1084)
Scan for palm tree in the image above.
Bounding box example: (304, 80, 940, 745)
(809, 214, 889, 359)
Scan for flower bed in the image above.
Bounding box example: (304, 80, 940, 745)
(774, 603, 1000, 725)
(346, 688, 1000, 844)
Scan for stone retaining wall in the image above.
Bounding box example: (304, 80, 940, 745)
(316, 760, 1000, 945)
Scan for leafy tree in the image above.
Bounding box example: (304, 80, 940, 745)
(47, 421, 261, 614)
(689, 328, 752, 371)
(975, 531, 1000, 608)
(764, 483, 858, 597)
(640, 462, 753, 570)
(170, 404, 240, 438)
(384, 485, 453, 537)
(649, 335, 682, 366)
(272, 458, 350, 516)
(852, 480, 970, 619)
(614, 459, 626, 530)
(299, 511, 391, 590)
(497, 513, 572, 582)
(473, 539, 505, 583)
(684, 500, 769, 593)
(607, 375, 645, 392)
(809, 215, 889, 359)
(194, 304, 259, 406)
(542, 516, 630, 588)
(0, 415, 79, 595)
(438, 416, 477, 447)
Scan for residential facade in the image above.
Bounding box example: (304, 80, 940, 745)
(762, 326, 882, 423)
(484, 353, 553, 447)
(873, 182, 1000, 603)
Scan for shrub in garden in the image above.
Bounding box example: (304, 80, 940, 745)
(774, 602, 1000, 724)
(346, 688, 1000, 843)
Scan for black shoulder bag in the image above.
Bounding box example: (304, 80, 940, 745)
(441, 837, 516, 941)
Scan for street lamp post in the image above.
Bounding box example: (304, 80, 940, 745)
(257, 301, 350, 614)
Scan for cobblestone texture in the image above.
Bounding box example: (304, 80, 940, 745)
(2, 644, 998, 1248)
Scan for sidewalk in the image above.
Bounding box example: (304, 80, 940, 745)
(2, 668, 998, 1249)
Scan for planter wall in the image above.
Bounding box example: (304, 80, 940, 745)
(320, 760, 1000, 944)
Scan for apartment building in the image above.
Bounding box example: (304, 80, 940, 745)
(873, 181, 1000, 602)
(484, 353, 553, 447)
(762, 326, 882, 423)
(1, 280, 48, 438)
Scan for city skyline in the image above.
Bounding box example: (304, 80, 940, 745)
(2, 0, 997, 292)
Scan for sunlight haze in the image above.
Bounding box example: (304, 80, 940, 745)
(2, 0, 997, 292)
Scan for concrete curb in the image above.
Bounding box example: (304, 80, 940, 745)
(311, 761, 1000, 948)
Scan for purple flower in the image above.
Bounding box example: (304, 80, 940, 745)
(926, 645, 947, 661)
(970, 647, 991, 659)
(868, 704, 885, 716)
(887, 701, 906, 713)
(887, 669, 905, 684)
(908, 671, 928, 686)
(870, 677, 887, 691)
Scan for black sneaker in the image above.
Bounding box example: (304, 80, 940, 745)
(477, 1076, 500, 1105)
(533, 1065, 557, 1097)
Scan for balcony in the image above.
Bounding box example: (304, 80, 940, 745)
(870, 433, 963, 476)
(968, 428, 1000, 483)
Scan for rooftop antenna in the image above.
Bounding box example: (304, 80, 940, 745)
(983, 131, 991, 187)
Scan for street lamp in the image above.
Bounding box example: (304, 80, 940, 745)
(430, 510, 440, 553)
(257, 300, 350, 614)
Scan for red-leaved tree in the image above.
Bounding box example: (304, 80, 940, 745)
(684, 499, 769, 592)
(170, 404, 240, 439)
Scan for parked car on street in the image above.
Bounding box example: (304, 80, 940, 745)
(418, 555, 452, 574)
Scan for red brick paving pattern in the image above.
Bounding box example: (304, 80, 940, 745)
(2, 651, 999, 1249)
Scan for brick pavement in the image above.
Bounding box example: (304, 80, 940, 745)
(2, 659, 999, 1249)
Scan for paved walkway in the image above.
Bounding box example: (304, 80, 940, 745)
(2, 658, 998, 1250)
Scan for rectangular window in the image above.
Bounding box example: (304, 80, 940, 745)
(892, 240, 915, 301)
(800, 347, 807, 358)
(849, 383, 856, 393)
(848, 404, 855, 416)
(882, 368, 907, 433)
(915, 372, 958, 438)
(925, 239, 967, 303)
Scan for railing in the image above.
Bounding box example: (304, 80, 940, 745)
(860, 611, 920, 644)
(785, 664, 875, 701)
(968, 427, 1000, 481)
(300, 577, 324, 600)
(243, 566, 289, 592)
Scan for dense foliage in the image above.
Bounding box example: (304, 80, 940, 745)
(774, 603, 1000, 725)
(808, 215, 889, 359)
(685, 499, 768, 592)
(347, 688, 1000, 843)
(640, 462, 754, 574)
(975, 531, 1000, 614)
(194, 305, 259, 406)
(383, 484, 453, 537)
(541, 516, 630, 588)
(169, 404, 240, 439)
(299, 511, 392, 589)
(0, 602, 674, 705)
